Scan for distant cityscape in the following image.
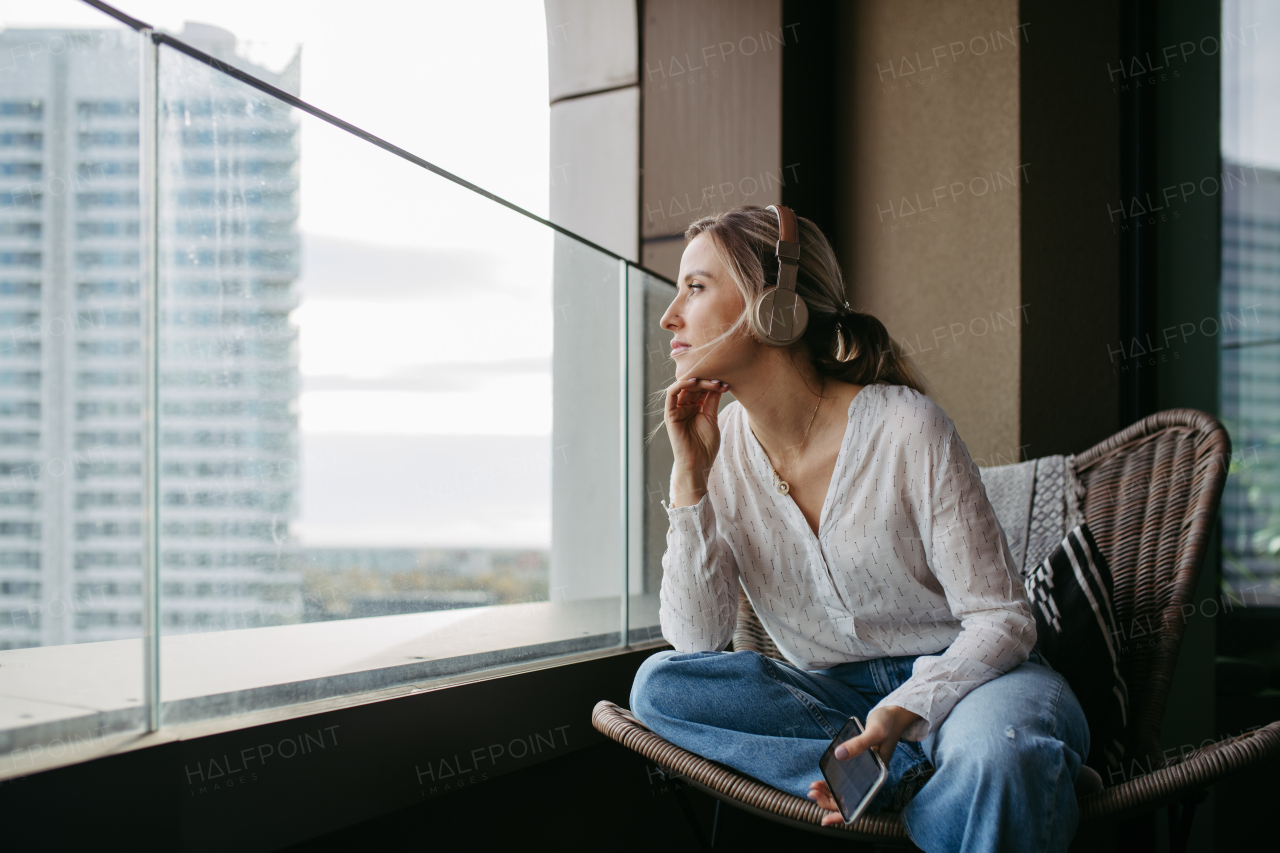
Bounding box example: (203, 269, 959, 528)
(0, 24, 549, 650)
(299, 547, 548, 622)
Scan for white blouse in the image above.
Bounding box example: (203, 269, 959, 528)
(658, 382, 1037, 741)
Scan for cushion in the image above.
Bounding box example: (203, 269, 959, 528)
(1022, 523, 1129, 770)
(976, 458, 1035, 572)
(977, 454, 1088, 577)
(1024, 455, 1088, 575)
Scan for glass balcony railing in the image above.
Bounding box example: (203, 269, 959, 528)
(0, 0, 676, 766)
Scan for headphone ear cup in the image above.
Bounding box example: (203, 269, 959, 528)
(747, 294, 770, 343)
(751, 288, 809, 346)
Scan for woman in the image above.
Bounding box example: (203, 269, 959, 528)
(630, 205, 1090, 853)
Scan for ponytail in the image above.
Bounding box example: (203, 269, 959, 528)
(819, 308, 926, 392)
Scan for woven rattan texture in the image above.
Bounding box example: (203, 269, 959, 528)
(1072, 410, 1230, 766)
(598, 410, 1280, 837)
(1077, 720, 1280, 821)
(732, 581, 781, 660)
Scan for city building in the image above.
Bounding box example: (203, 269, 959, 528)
(1221, 161, 1280, 606)
(0, 23, 302, 648)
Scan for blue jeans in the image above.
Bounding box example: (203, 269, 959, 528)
(630, 648, 1089, 853)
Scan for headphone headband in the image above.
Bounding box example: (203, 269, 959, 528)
(767, 205, 800, 293)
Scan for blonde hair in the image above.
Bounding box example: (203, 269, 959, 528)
(645, 205, 928, 448)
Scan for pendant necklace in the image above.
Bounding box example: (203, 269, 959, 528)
(768, 381, 824, 496)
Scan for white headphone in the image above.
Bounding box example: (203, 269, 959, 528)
(748, 205, 809, 346)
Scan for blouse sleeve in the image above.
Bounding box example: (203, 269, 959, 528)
(875, 418, 1038, 741)
(657, 490, 739, 653)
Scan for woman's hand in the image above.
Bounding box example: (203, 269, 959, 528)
(807, 705, 923, 827)
(665, 377, 729, 505)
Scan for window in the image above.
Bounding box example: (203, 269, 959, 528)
(181, 159, 294, 179)
(77, 370, 141, 387)
(77, 340, 141, 357)
(0, 401, 39, 418)
(0, 100, 42, 118)
(0, 371, 40, 388)
(75, 520, 141, 540)
(77, 279, 139, 298)
(77, 220, 141, 239)
(0, 550, 40, 568)
(77, 400, 139, 419)
(0, 132, 42, 149)
(75, 491, 141, 510)
(75, 192, 140, 210)
(0, 164, 42, 179)
(0, 343, 40, 359)
(0, 251, 40, 267)
(179, 127, 294, 148)
(0, 222, 40, 237)
(76, 160, 140, 178)
(77, 130, 139, 149)
(74, 551, 141, 569)
(0, 431, 39, 448)
(0, 522, 41, 539)
(0, 280, 40, 296)
(75, 431, 140, 448)
(1221, 0, 1280, 606)
(0, 1, 663, 773)
(76, 100, 139, 118)
(0, 310, 40, 326)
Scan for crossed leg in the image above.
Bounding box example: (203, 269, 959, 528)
(630, 648, 925, 806)
(631, 648, 1090, 853)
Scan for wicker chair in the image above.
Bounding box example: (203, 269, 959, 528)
(593, 409, 1280, 848)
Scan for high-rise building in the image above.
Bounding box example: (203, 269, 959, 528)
(1221, 161, 1280, 606)
(0, 24, 302, 648)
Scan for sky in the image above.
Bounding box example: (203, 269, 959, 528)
(2, 0, 558, 547)
(3, 0, 553, 220)
(1223, 0, 1280, 170)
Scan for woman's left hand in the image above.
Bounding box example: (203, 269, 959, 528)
(807, 704, 923, 826)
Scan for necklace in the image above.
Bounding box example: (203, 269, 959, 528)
(768, 380, 825, 496)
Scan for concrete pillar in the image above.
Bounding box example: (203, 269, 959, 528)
(545, 1, 638, 603)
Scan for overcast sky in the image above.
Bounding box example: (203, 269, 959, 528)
(6, 0, 552, 223)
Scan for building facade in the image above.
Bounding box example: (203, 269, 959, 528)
(1221, 161, 1280, 606)
(0, 24, 301, 648)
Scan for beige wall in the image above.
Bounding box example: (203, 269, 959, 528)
(545, 0, 639, 600)
(835, 0, 1025, 463)
(640, 0, 783, 279)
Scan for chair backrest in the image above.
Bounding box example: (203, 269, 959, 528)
(1071, 409, 1229, 763)
(732, 409, 1231, 766)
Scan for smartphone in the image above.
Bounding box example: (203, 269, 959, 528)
(818, 716, 888, 824)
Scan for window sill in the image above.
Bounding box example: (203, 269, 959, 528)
(0, 594, 662, 776)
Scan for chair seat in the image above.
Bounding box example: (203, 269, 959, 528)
(593, 699, 1280, 843)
